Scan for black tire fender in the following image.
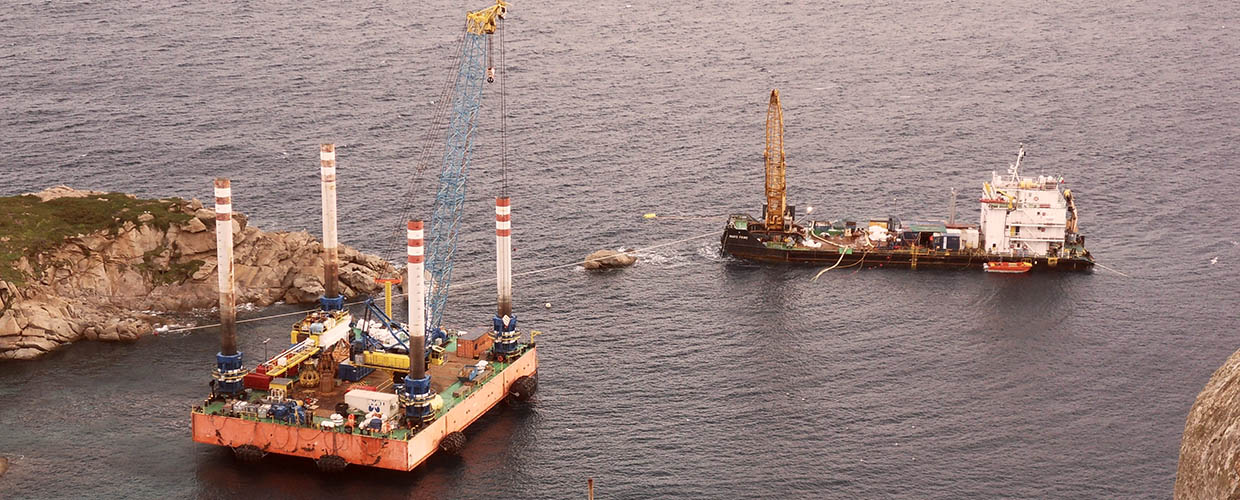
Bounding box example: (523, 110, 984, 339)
(439, 431, 466, 455)
(509, 375, 537, 402)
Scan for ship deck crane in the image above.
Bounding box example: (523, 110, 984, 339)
(1064, 189, 1079, 234)
(764, 89, 788, 231)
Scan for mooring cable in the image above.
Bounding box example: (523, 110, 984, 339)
(164, 230, 720, 334)
(1091, 261, 1131, 278)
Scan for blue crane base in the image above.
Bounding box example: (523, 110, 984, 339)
(213, 352, 246, 395)
(319, 295, 344, 311)
(402, 374, 434, 422)
(492, 314, 520, 355)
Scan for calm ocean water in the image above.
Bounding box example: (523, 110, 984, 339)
(2, 1, 1239, 498)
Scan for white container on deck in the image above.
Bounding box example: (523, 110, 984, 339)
(345, 389, 400, 419)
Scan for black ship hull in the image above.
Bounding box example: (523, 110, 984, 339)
(721, 224, 1094, 272)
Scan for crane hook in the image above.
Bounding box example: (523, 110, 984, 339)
(486, 67, 495, 83)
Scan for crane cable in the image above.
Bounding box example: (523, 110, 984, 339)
(498, 17, 508, 196)
(381, 27, 470, 267)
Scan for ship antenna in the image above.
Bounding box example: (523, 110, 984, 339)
(1009, 143, 1026, 181)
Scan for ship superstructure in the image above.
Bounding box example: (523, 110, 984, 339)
(978, 146, 1086, 259)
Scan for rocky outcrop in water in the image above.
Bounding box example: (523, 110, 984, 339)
(582, 249, 637, 270)
(1175, 348, 1240, 498)
(0, 187, 396, 360)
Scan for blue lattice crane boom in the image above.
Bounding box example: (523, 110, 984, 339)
(426, 0, 509, 334)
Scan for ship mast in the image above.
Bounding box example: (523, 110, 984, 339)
(1008, 143, 1026, 182)
(949, 187, 957, 225)
(764, 89, 788, 232)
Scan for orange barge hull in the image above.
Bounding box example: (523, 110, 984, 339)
(192, 347, 538, 471)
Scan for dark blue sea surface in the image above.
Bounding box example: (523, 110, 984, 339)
(1, 0, 1238, 498)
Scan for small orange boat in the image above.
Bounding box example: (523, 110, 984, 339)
(983, 261, 1033, 273)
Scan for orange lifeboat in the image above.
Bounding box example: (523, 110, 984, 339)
(983, 261, 1033, 274)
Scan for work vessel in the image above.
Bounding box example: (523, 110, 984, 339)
(722, 90, 1093, 272)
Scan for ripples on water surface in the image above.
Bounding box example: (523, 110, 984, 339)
(1, 0, 1238, 498)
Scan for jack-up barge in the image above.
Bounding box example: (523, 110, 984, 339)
(192, 1, 540, 472)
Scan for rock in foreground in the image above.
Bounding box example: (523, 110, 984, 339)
(582, 249, 637, 270)
(1176, 348, 1240, 498)
(0, 186, 397, 360)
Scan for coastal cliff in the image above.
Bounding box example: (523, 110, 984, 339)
(0, 186, 396, 360)
(1176, 348, 1240, 498)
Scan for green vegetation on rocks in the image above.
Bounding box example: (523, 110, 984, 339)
(135, 245, 205, 285)
(0, 192, 191, 284)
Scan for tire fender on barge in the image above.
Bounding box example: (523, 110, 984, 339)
(509, 375, 537, 402)
(315, 454, 348, 473)
(439, 432, 466, 455)
(232, 444, 265, 463)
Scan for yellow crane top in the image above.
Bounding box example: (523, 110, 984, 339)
(467, 0, 510, 35)
(764, 89, 788, 231)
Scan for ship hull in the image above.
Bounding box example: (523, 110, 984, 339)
(721, 226, 1093, 272)
(192, 347, 538, 471)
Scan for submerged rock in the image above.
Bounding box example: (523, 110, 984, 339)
(1176, 348, 1240, 498)
(582, 249, 637, 270)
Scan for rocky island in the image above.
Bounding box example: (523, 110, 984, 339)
(1176, 348, 1240, 498)
(0, 186, 396, 360)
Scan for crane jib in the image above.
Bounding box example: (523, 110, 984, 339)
(425, 29, 490, 333)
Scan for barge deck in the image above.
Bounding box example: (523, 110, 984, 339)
(191, 341, 537, 471)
